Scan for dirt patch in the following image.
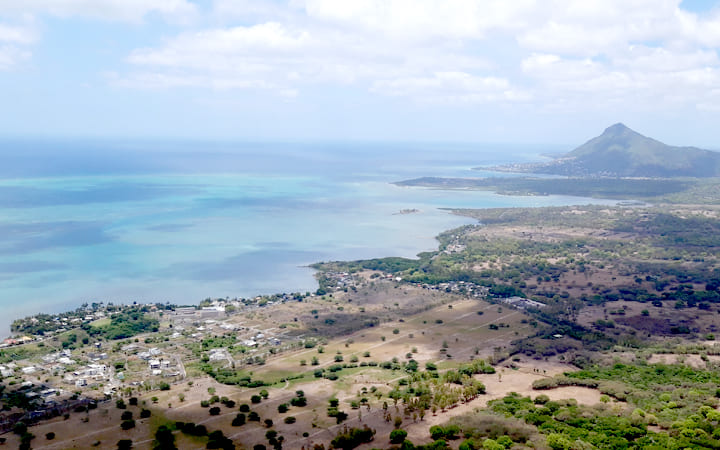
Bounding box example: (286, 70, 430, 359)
(648, 353, 720, 368)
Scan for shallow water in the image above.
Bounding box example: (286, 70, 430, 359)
(0, 140, 613, 335)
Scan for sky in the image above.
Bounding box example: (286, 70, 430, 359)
(1, 0, 720, 146)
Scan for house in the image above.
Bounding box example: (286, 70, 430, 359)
(148, 359, 161, 370)
(41, 388, 57, 397)
(0, 365, 13, 377)
(75, 379, 87, 387)
(209, 352, 226, 362)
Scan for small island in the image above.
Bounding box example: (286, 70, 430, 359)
(393, 208, 421, 215)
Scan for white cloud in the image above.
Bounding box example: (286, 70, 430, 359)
(0, 0, 197, 23)
(372, 71, 529, 103)
(0, 44, 30, 70)
(300, 0, 534, 41)
(122, 20, 499, 95)
(212, 0, 297, 22)
(0, 21, 36, 70)
(0, 23, 36, 44)
(109, 0, 720, 111)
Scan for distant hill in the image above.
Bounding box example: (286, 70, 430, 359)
(491, 123, 720, 177)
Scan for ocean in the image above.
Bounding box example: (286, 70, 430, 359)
(0, 139, 616, 335)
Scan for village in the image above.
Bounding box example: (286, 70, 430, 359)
(0, 266, 561, 449)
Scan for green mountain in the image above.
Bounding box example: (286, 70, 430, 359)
(503, 123, 720, 177)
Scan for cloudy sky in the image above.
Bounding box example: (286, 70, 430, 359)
(1, 0, 719, 146)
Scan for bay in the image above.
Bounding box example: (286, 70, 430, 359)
(0, 140, 614, 335)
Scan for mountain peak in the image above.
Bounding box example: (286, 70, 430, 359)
(602, 122, 632, 135)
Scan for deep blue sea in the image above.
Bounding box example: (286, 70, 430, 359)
(0, 139, 616, 335)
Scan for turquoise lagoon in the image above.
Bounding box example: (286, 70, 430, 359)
(0, 140, 615, 334)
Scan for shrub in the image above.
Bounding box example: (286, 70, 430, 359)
(121, 411, 133, 421)
(140, 409, 151, 419)
(251, 395, 262, 404)
(232, 413, 246, 426)
(429, 425, 460, 441)
(209, 406, 221, 416)
(330, 426, 375, 449)
(284, 416, 296, 424)
(390, 429, 407, 444)
(239, 403, 250, 412)
(154, 425, 175, 449)
(121, 420, 136, 430)
(46, 432, 56, 440)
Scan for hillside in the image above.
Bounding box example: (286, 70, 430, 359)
(492, 123, 720, 177)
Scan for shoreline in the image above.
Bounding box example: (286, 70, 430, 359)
(2, 192, 623, 341)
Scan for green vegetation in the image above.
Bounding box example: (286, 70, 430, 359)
(87, 308, 159, 340)
(396, 176, 692, 199)
(330, 425, 375, 449)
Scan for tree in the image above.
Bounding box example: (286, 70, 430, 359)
(153, 425, 176, 450)
(232, 413, 246, 426)
(13, 422, 28, 435)
(251, 395, 262, 404)
(117, 439, 133, 450)
(209, 406, 221, 416)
